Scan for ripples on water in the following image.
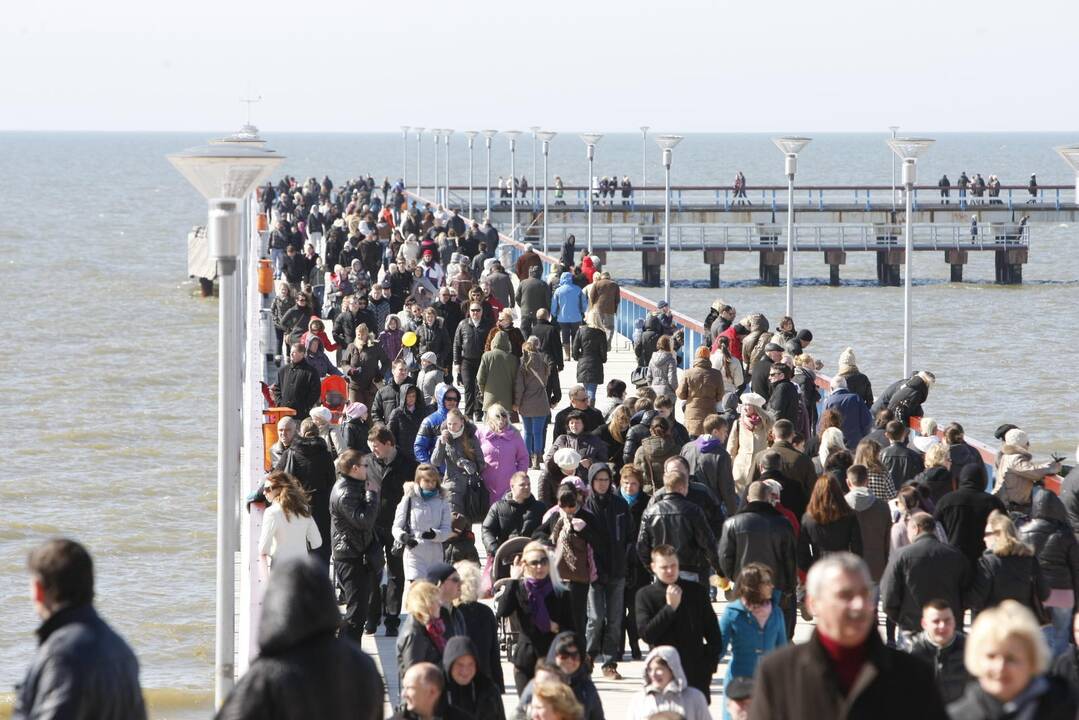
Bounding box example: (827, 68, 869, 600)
(0, 132, 1075, 718)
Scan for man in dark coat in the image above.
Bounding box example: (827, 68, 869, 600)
(387, 385, 427, 463)
(871, 371, 934, 425)
(907, 600, 972, 705)
(552, 386, 604, 440)
(719, 480, 798, 638)
(635, 544, 722, 702)
(282, 423, 337, 565)
(880, 513, 971, 637)
(453, 301, 492, 421)
(480, 471, 546, 557)
(681, 414, 738, 519)
(439, 637, 504, 720)
(752, 418, 816, 498)
(749, 553, 948, 720)
(749, 342, 784, 399)
(371, 361, 411, 424)
(329, 450, 382, 643)
(934, 463, 1005, 566)
(819, 376, 873, 450)
(217, 556, 384, 720)
(636, 471, 720, 583)
(516, 265, 553, 337)
(364, 427, 417, 636)
(14, 539, 146, 720)
(273, 344, 321, 422)
(531, 309, 564, 399)
(879, 420, 924, 490)
(1059, 458, 1079, 538)
(431, 287, 464, 340)
(764, 362, 800, 425)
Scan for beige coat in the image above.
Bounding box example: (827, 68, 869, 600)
(727, 410, 774, 496)
(676, 358, 726, 436)
(993, 444, 1060, 507)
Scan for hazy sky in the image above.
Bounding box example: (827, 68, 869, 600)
(3, 0, 1077, 133)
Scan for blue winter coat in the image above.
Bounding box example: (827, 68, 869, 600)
(819, 387, 873, 450)
(550, 272, 587, 324)
(414, 384, 453, 463)
(718, 589, 787, 682)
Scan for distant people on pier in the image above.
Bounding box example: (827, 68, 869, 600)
(733, 171, 749, 205)
(621, 176, 633, 206)
(938, 174, 951, 203)
(1029, 173, 1039, 202)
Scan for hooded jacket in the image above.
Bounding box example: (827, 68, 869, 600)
(480, 491, 547, 555)
(994, 443, 1059, 508)
(572, 324, 608, 384)
(550, 272, 588, 324)
(633, 434, 682, 494)
(627, 646, 711, 720)
(681, 436, 738, 520)
(430, 427, 486, 513)
(274, 358, 321, 421)
(844, 487, 892, 581)
(934, 463, 1006, 564)
(414, 385, 455, 463)
(514, 350, 553, 418)
(583, 463, 632, 581)
(1020, 487, 1079, 596)
(880, 533, 971, 632)
(282, 435, 336, 563)
(476, 331, 519, 411)
(440, 636, 505, 720)
(546, 632, 605, 720)
(387, 385, 427, 463)
(634, 315, 663, 368)
(342, 341, 390, 404)
(676, 358, 726, 436)
(967, 547, 1049, 617)
(216, 557, 383, 720)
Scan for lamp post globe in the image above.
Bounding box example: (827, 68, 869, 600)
(580, 133, 604, 253)
(772, 136, 812, 318)
(654, 134, 683, 305)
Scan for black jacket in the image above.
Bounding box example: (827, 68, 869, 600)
(371, 379, 406, 424)
(1061, 466, 1079, 538)
(284, 436, 336, 562)
(880, 441, 925, 489)
(440, 637, 505, 720)
(637, 491, 720, 578)
(572, 326, 607, 385)
(329, 473, 380, 562)
(681, 438, 738, 520)
(1020, 488, 1079, 597)
(841, 370, 874, 407)
(967, 551, 1049, 617)
(749, 630, 948, 720)
(880, 533, 971, 632)
(766, 379, 801, 425)
(797, 512, 862, 572)
(551, 404, 604, 442)
(934, 464, 1006, 564)
(217, 557, 384, 720)
(365, 448, 418, 530)
(530, 318, 564, 372)
(480, 492, 547, 555)
(1051, 648, 1079, 696)
(908, 632, 971, 705)
(495, 579, 575, 673)
(453, 320, 491, 364)
(274, 359, 321, 420)
(623, 491, 652, 588)
(910, 466, 954, 505)
(415, 321, 451, 369)
(395, 615, 443, 686)
(760, 468, 808, 521)
(750, 355, 774, 399)
(948, 674, 1077, 720)
(14, 604, 146, 720)
(431, 300, 465, 341)
(583, 475, 632, 582)
(635, 580, 723, 700)
(344, 417, 371, 455)
(719, 501, 798, 592)
(388, 398, 427, 464)
(451, 602, 504, 693)
(872, 375, 930, 423)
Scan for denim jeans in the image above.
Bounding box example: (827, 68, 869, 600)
(583, 383, 598, 406)
(270, 247, 285, 278)
(1046, 605, 1074, 658)
(586, 578, 626, 666)
(522, 416, 547, 455)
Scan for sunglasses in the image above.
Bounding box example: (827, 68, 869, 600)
(525, 557, 549, 567)
(556, 649, 580, 658)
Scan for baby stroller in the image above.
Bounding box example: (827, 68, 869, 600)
(491, 536, 531, 663)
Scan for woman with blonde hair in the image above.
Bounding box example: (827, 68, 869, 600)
(530, 681, 584, 720)
(949, 600, 1077, 718)
(647, 334, 679, 399)
(572, 310, 608, 406)
(968, 510, 1049, 619)
(815, 426, 846, 477)
(393, 464, 453, 582)
(594, 404, 632, 472)
(911, 443, 954, 503)
(515, 335, 554, 469)
(496, 540, 575, 694)
(854, 438, 897, 501)
(676, 345, 726, 436)
(396, 580, 446, 683)
(727, 392, 773, 496)
(476, 403, 529, 505)
(451, 560, 505, 692)
(257, 470, 321, 576)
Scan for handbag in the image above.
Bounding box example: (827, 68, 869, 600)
(390, 495, 412, 557)
(630, 366, 650, 388)
(462, 473, 491, 524)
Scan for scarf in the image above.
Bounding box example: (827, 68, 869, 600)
(817, 631, 868, 695)
(747, 600, 773, 628)
(425, 617, 446, 653)
(523, 576, 554, 633)
(741, 412, 762, 432)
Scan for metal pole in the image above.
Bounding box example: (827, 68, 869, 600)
(433, 131, 440, 205)
(542, 142, 550, 255)
(443, 132, 451, 207)
(415, 130, 423, 197)
(785, 168, 795, 318)
(208, 198, 241, 708)
(468, 138, 474, 218)
(485, 138, 492, 215)
(890, 126, 899, 210)
(903, 166, 914, 377)
(587, 149, 594, 254)
(531, 129, 538, 210)
(510, 139, 517, 242)
(402, 127, 408, 188)
(663, 152, 672, 304)
(641, 126, 649, 204)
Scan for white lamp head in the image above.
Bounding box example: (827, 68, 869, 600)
(536, 130, 557, 142)
(503, 130, 522, 140)
(444, 129, 454, 137)
(401, 125, 411, 133)
(580, 133, 604, 146)
(654, 134, 684, 151)
(773, 136, 811, 156)
(887, 137, 935, 161)
(482, 129, 498, 139)
(211, 124, 267, 147)
(641, 126, 650, 133)
(414, 126, 426, 135)
(529, 126, 541, 134)
(464, 130, 479, 140)
(1055, 144, 1079, 172)
(167, 142, 285, 201)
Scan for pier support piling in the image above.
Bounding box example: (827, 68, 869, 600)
(641, 249, 664, 287)
(824, 250, 846, 287)
(945, 249, 968, 282)
(876, 247, 903, 287)
(758, 250, 784, 287)
(995, 246, 1027, 285)
(704, 249, 725, 288)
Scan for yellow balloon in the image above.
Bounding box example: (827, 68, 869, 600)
(402, 331, 418, 347)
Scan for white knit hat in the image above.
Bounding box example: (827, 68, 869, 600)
(554, 448, 582, 470)
(1004, 428, 1029, 448)
(738, 392, 767, 410)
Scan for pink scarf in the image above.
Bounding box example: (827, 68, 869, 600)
(426, 617, 447, 652)
(748, 600, 773, 628)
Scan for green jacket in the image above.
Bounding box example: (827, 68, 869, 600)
(477, 332, 519, 412)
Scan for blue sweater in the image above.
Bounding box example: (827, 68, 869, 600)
(550, 273, 587, 324)
(718, 590, 787, 681)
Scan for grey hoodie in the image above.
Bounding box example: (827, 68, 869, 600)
(627, 646, 711, 720)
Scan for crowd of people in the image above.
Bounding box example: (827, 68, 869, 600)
(11, 173, 1078, 720)
(937, 172, 1040, 204)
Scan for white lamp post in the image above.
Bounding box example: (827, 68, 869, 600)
(443, 129, 453, 207)
(401, 125, 410, 186)
(167, 140, 283, 708)
(530, 126, 540, 209)
(431, 129, 442, 204)
(772, 137, 812, 319)
(655, 135, 683, 305)
(889, 125, 900, 209)
(504, 130, 521, 242)
(464, 131, 478, 217)
(537, 130, 558, 255)
(641, 126, 649, 204)
(580, 133, 603, 253)
(887, 136, 935, 377)
(1054, 144, 1079, 210)
(483, 130, 497, 215)
(414, 127, 424, 196)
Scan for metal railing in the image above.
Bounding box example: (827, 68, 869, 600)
(436, 184, 1076, 213)
(541, 222, 1030, 251)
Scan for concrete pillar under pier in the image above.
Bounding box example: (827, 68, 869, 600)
(641, 249, 664, 287)
(876, 248, 903, 287)
(704, 249, 725, 288)
(758, 250, 784, 287)
(995, 247, 1027, 285)
(824, 250, 846, 287)
(945, 249, 968, 282)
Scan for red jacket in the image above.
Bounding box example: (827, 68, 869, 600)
(300, 329, 338, 352)
(714, 324, 744, 361)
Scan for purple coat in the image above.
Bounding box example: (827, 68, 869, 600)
(477, 425, 530, 503)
